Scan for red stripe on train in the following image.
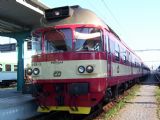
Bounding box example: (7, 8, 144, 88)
(32, 52, 106, 62)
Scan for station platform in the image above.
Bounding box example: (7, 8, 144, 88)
(0, 88, 39, 120)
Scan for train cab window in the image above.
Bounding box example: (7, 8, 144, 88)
(75, 27, 102, 51)
(115, 43, 120, 61)
(14, 65, 17, 71)
(5, 64, 11, 71)
(0, 64, 2, 72)
(44, 28, 72, 53)
(32, 33, 42, 55)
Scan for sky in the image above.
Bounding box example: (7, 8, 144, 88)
(39, 0, 160, 69)
(0, 0, 160, 69)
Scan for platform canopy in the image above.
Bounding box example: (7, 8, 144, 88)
(0, 0, 49, 33)
(0, 0, 50, 91)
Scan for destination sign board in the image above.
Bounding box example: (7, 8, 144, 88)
(0, 43, 16, 52)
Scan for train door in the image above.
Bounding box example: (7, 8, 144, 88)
(104, 30, 111, 77)
(106, 35, 112, 77)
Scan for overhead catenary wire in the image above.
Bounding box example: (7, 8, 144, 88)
(84, 0, 108, 21)
(100, 0, 129, 40)
(134, 49, 160, 52)
(101, 0, 122, 29)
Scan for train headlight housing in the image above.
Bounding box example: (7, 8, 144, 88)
(86, 65, 94, 73)
(26, 68, 32, 75)
(33, 68, 40, 75)
(78, 66, 85, 73)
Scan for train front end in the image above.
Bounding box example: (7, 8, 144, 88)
(29, 6, 108, 114)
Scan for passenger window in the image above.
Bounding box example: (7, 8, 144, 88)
(129, 54, 132, 65)
(115, 43, 120, 61)
(123, 55, 127, 63)
(14, 65, 17, 71)
(123, 51, 127, 63)
(132, 58, 134, 66)
(121, 48, 126, 63)
(5, 64, 11, 71)
(135, 59, 137, 67)
(109, 39, 115, 54)
(0, 64, 2, 72)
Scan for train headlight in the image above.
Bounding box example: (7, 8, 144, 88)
(33, 68, 40, 75)
(55, 11, 60, 16)
(26, 68, 32, 75)
(86, 65, 94, 73)
(78, 66, 85, 73)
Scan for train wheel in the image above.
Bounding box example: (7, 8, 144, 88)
(104, 88, 112, 103)
(111, 85, 119, 99)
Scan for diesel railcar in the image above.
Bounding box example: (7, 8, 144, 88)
(27, 6, 150, 114)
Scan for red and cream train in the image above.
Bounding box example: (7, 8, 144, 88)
(27, 6, 150, 114)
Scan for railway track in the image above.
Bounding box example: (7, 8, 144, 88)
(82, 92, 129, 120)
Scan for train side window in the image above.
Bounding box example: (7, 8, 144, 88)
(115, 43, 120, 61)
(14, 65, 17, 71)
(5, 64, 11, 71)
(121, 47, 126, 63)
(123, 50, 127, 63)
(0, 64, 2, 72)
(128, 52, 130, 64)
(109, 38, 115, 54)
(129, 54, 132, 65)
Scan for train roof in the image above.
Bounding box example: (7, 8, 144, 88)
(34, 5, 143, 64)
(39, 6, 108, 28)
